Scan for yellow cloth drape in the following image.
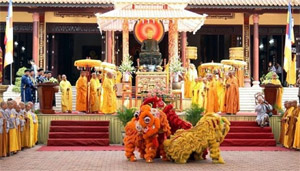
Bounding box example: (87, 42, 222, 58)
(271, 79, 283, 110)
(101, 76, 117, 114)
(76, 76, 87, 112)
(286, 56, 296, 85)
(60, 80, 73, 112)
(33, 114, 38, 144)
(90, 78, 100, 112)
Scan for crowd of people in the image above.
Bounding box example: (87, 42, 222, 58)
(185, 64, 240, 115)
(280, 100, 300, 150)
(0, 99, 38, 158)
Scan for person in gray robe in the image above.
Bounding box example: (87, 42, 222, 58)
(255, 96, 272, 127)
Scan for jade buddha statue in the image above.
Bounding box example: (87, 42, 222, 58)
(139, 30, 162, 68)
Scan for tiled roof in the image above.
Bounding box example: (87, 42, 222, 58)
(189, 0, 300, 7)
(0, 0, 299, 7)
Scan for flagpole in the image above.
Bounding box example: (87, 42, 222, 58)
(10, 63, 12, 85)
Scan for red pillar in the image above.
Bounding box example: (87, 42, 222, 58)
(252, 14, 260, 86)
(181, 32, 187, 67)
(106, 31, 112, 63)
(32, 12, 39, 65)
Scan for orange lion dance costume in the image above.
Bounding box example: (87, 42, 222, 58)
(124, 104, 171, 163)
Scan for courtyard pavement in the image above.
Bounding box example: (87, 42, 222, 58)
(0, 145, 299, 171)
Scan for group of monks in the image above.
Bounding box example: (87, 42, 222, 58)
(66, 69, 119, 114)
(280, 100, 300, 149)
(0, 100, 38, 157)
(185, 64, 240, 114)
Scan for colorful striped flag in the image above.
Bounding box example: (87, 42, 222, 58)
(283, 2, 295, 73)
(4, 0, 13, 68)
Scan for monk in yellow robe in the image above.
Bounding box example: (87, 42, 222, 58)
(293, 105, 300, 149)
(197, 78, 206, 108)
(184, 64, 197, 98)
(284, 101, 298, 148)
(97, 73, 103, 112)
(115, 69, 122, 83)
(101, 71, 117, 114)
(19, 102, 27, 148)
(191, 77, 201, 105)
(76, 71, 87, 112)
(282, 100, 297, 148)
(23, 103, 34, 148)
(216, 77, 226, 112)
(90, 73, 101, 113)
(205, 74, 219, 114)
(6, 101, 18, 153)
(28, 102, 38, 145)
(12, 105, 22, 151)
(280, 101, 291, 144)
(60, 75, 73, 113)
(225, 71, 240, 115)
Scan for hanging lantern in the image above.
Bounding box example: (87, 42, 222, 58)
(186, 46, 197, 60)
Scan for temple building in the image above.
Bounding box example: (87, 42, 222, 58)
(0, 0, 299, 84)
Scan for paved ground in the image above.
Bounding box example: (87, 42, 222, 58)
(0, 145, 299, 171)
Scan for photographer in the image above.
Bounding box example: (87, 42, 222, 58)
(255, 96, 272, 127)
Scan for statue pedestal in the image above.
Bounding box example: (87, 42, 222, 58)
(135, 72, 168, 106)
(37, 83, 59, 114)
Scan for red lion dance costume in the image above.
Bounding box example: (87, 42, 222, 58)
(124, 96, 193, 163)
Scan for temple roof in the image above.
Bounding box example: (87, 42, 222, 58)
(0, 0, 299, 8)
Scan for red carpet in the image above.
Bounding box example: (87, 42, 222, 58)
(37, 146, 290, 151)
(47, 120, 110, 146)
(221, 121, 276, 146)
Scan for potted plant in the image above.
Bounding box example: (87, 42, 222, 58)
(118, 55, 135, 82)
(169, 56, 184, 89)
(185, 103, 204, 126)
(116, 106, 137, 142)
(13, 67, 27, 93)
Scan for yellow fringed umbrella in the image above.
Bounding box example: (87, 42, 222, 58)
(200, 62, 224, 69)
(221, 60, 247, 67)
(74, 59, 102, 68)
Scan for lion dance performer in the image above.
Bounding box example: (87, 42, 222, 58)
(164, 113, 230, 164)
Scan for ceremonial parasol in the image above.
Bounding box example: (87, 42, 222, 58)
(221, 60, 247, 67)
(74, 59, 102, 113)
(200, 62, 224, 69)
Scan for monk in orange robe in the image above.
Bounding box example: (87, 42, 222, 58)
(236, 67, 244, 87)
(280, 101, 291, 144)
(205, 74, 219, 114)
(225, 71, 240, 115)
(285, 101, 298, 148)
(76, 71, 87, 112)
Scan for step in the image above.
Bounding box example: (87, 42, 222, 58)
(230, 121, 258, 127)
(49, 126, 109, 132)
(47, 138, 110, 146)
(229, 126, 272, 133)
(49, 132, 109, 139)
(225, 133, 274, 139)
(50, 120, 109, 126)
(221, 139, 276, 146)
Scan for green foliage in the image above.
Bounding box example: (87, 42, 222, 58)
(13, 67, 28, 93)
(118, 55, 135, 74)
(116, 106, 137, 127)
(16, 67, 27, 77)
(261, 71, 278, 84)
(274, 104, 284, 116)
(185, 103, 204, 126)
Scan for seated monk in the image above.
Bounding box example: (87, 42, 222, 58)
(139, 30, 162, 66)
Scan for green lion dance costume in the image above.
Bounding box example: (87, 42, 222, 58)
(164, 113, 230, 164)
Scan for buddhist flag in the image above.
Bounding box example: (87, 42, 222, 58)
(4, 0, 13, 68)
(283, 2, 294, 73)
